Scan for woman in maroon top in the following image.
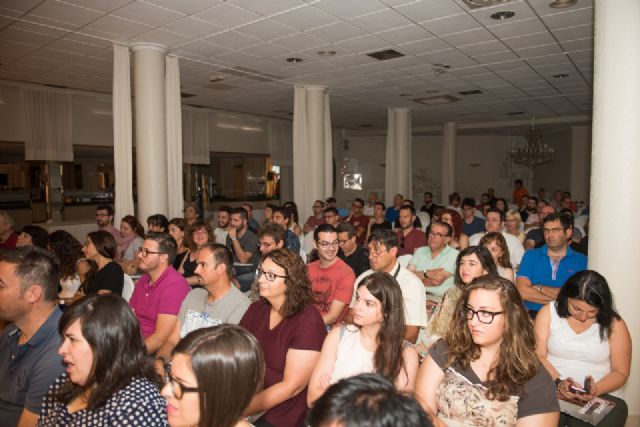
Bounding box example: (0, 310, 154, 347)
(240, 248, 327, 427)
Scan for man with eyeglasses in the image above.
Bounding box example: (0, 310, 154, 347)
(257, 223, 286, 255)
(396, 205, 426, 257)
(407, 221, 459, 303)
(304, 200, 326, 234)
(469, 207, 524, 269)
(308, 224, 355, 326)
(272, 206, 301, 254)
(322, 207, 341, 228)
(337, 222, 370, 277)
(516, 213, 587, 318)
(347, 229, 427, 343)
(155, 243, 250, 370)
(129, 232, 190, 355)
(95, 204, 124, 246)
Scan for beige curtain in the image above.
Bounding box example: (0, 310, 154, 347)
(112, 43, 134, 224)
(165, 55, 184, 219)
(23, 88, 73, 162)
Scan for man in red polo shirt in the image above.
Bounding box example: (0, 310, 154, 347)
(396, 205, 426, 257)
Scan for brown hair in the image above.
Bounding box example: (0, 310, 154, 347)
(254, 248, 313, 317)
(445, 275, 538, 401)
(121, 215, 145, 238)
(357, 272, 406, 385)
(174, 324, 264, 427)
(184, 220, 214, 251)
(479, 232, 511, 269)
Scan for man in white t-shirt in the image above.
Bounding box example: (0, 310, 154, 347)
(213, 206, 231, 244)
(469, 207, 524, 268)
(346, 229, 427, 344)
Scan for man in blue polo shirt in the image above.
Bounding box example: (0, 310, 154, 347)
(516, 212, 587, 317)
(0, 247, 64, 426)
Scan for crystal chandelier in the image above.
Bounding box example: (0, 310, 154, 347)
(510, 117, 555, 168)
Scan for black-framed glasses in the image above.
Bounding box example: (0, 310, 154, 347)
(137, 247, 164, 257)
(461, 306, 504, 324)
(317, 240, 339, 249)
(257, 267, 287, 282)
(163, 362, 199, 399)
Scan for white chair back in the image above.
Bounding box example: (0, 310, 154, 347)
(122, 274, 135, 302)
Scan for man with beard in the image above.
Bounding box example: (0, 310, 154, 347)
(337, 222, 369, 277)
(129, 232, 190, 354)
(226, 207, 260, 292)
(396, 205, 426, 257)
(95, 204, 124, 246)
(214, 206, 232, 244)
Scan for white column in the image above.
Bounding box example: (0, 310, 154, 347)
(384, 108, 412, 205)
(589, 0, 640, 422)
(307, 85, 327, 199)
(131, 43, 168, 223)
(441, 122, 456, 204)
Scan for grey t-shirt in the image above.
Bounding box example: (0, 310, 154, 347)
(178, 286, 251, 338)
(226, 229, 260, 267)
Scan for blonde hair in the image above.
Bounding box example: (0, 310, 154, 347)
(505, 210, 522, 229)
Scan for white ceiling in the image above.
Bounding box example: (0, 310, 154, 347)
(0, 0, 594, 130)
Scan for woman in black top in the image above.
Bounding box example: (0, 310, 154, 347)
(82, 230, 124, 296)
(178, 220, 213, 288)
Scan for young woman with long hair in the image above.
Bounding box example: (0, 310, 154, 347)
(480, 232, 514, 282)
(168, 218, 188, 270)
(239, 248, 326, 427)
(440, 208, 469, 250)
(307, 272, 419, 405)
(81, 230, 124, 296)
(48, 230, 83, 303)
(415, 276, 559, 427)
(415, 246, 497, 354)
(162, 324, 264, 427)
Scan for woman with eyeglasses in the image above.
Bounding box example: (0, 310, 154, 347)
(239, 248, 327, 427)
(534, 270, 631, 427)
(81, 230, 124, 296)
(38, 295, 167, 426)
(415, 246, 498, 354)
(307, 272, 419, 406)
(415, 275, 559, 427)
(162, 324, 264, 427)
(178, 221, 214, 288)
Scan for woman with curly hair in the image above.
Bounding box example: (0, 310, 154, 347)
(480, 232, 514, 282)
(48, 230, 84, 302)
(240, 248, 327, 427)
(307, 272, 419, 405)
(178, 220, 214, 287)
(415, 275, 559, 427)
(440, 208, 468, 250)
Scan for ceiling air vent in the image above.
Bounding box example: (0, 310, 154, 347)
(458, 89, 483, 96)
(367, 49, 405, 61)
(461, 0, 513, 8)
(414, 95, 461, 105)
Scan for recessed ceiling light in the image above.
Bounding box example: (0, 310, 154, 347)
(490, 10, 515, 20)
(286, 57, 303, 63)
(552, 73, 569, 79)
(317, 50, 336, 57)
(549, 0, 577, 8)
(414, 95, 461, 105)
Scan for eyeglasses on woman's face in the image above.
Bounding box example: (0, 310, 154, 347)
(257, 267, 287, 282)
(163, 362, 199, 399)
(462, 305, 504, 324)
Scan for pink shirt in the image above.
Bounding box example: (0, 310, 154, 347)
(129, 266, 190, 338)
